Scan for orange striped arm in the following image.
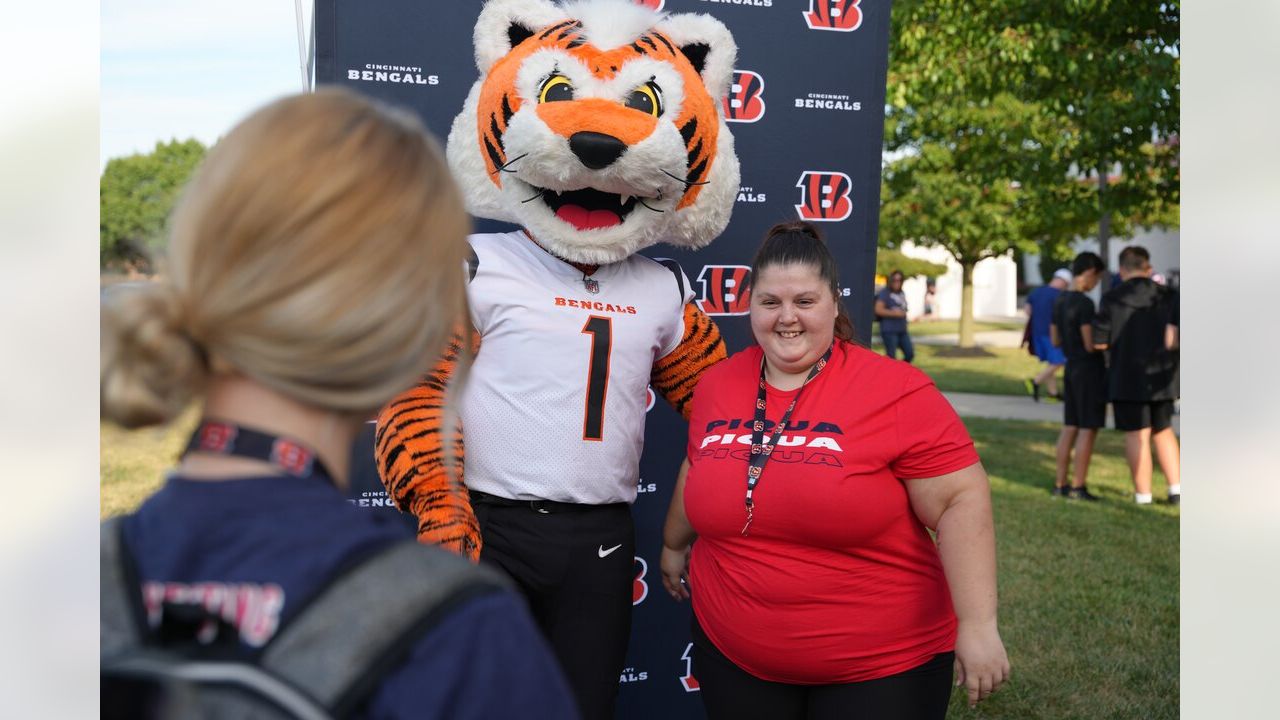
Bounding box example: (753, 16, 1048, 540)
(375, 328, 482, 562)
(651, 303, 727, 420)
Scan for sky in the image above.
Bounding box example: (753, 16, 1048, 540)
(100, 0, 308, 167)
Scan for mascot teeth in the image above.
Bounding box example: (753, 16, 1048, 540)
(537, 186, 641, 231)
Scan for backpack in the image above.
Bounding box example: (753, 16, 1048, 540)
(100, 517, 510, 719)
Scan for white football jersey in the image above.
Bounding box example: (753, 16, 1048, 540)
(461, 231, 693, 504)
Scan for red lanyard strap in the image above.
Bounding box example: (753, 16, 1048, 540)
(741, 344, 833, 536)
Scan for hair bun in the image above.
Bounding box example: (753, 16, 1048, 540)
(101, 282, 207, 428)
(767, 220, 822, 242)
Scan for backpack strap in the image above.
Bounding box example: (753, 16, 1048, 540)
(260, 541, 511, 718)
(101, 516, 150, 658)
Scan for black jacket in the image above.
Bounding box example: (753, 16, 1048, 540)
(1094, 278, 1179, 401)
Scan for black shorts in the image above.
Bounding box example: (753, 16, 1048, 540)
(1113, 399, 1175, 432)
(1063, 361, 1107, 429)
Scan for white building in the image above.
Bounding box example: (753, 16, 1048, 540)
(1023, 226, 1181, 288)
(893, 241, 1019, 321)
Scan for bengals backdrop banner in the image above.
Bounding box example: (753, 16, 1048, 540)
(318, 1, 892, 716)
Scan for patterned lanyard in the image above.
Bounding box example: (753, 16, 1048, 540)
(183, 420, 335, 486)
(742, 344, 834, 536)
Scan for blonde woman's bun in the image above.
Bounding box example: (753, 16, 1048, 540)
(101, 282, 207, 428)
(100, 88, 470, 425)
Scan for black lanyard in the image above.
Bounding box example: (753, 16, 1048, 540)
(742, 344, 834, 536)
(183, 420, 335, 486)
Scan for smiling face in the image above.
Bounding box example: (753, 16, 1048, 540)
(749, 262, 839, 385)
(446, 0, 740, 265)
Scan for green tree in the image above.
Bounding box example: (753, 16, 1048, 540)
(880, 132, 1048, 347)
(870, 245, 952, 280)
(100, 138, 207, 269)
(881, 9, 1077, 347)
(880, 0, 1178, 345)
(1021, 2, 1180, 280)
(875, 248, 947, 281)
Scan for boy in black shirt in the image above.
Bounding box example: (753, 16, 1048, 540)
(1050, 252, 1108, 500)
(1094, 246, 1181, 505)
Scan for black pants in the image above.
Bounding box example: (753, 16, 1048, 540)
(692, 616, 954, 720)
(473, 494, 634, 720)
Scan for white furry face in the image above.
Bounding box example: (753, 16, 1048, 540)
(446, 0, 740, 265)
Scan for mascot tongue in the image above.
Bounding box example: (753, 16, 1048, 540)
(556, 204, 622, 230)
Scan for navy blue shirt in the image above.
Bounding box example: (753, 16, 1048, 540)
(875, 287, 909, 334)
(1026, 284, 1062, 337)
(122, 474, 579, 720)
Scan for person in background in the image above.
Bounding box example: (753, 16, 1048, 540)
(875, 269, 915, 362)
(1049, 252, 1108, 501)
(922, 278, 938, 320)
(99, 89, 578, 719)
(1024, 268, 1071, 401)
(661, 222, 1009, 720)
(1094, 246, 1181, 506)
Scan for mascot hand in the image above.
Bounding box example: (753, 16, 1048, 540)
(376, 329, 482, 562)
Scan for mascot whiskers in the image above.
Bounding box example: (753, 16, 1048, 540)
(376, 1, 738, 715)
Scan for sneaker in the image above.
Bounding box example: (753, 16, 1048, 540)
(1050, 485, 1070, 499)
(1167, 493, 1180, 506)
(1024, 379, 1040, 402)
(1068, 487, 1100, 502)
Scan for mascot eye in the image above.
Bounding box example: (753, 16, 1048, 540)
(539, 74, 575, 103)
(625, 82, 663, 117)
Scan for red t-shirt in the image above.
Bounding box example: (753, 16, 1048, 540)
(685, 340, 979, 684)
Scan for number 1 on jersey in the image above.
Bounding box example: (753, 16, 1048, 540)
(582, 316, 612, 441)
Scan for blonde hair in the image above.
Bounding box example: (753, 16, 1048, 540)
(102, 88, 471, 427)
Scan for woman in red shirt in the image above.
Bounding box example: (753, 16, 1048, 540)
(661, 222, 1009, 719)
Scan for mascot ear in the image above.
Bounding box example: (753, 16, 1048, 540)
(656, 12, 738, 102)
(473, 0, 569, 73)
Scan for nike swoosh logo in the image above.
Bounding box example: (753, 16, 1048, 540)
(598, 544, 623, 558)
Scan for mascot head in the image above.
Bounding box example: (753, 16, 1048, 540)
(447, 0, 740, 265)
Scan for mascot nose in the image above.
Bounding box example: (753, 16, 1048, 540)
(569, 131, 627, 169)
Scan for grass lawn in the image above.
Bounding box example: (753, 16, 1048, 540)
(101, 414, 1178, 719)
(950, 417, 1178, 720)
(872, 342, 1062, 396)
(867, 321, 1057, 397)
(100, 406, 198, 518)
(890, 318, 1026, 337)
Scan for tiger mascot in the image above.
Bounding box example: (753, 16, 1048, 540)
(375, 0, 739, 715)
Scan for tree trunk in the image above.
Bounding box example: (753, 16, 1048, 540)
(1098, 168, 1111, 291)
(958, 260, 976, 348)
